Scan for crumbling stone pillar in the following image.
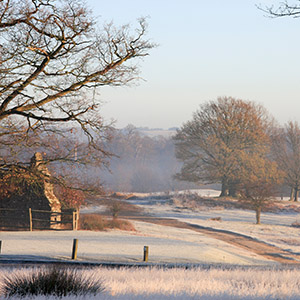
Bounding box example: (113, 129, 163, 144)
(31, 152, 61, 229)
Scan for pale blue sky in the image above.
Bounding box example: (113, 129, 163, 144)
(87, 0, 300, 129)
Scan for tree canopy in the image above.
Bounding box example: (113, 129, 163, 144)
(173, 97, 275, 197)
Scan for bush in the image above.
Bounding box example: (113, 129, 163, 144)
(79, 214, 105, 231)
(1, 266, 104, 297)
(106, 218, 136, 231)
(110, 201, 122, 218)
(79, 214, 135, 231)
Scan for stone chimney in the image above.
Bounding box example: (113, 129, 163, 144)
(31, 152, 61, 227)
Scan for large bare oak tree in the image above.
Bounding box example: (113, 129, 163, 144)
(0, 0, 154, 199)
(0, 0, 153, 135)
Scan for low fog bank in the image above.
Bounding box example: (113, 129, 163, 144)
(99, 125, 200, 193)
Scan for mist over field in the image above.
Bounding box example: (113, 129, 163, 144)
(98, 126, 202, 193)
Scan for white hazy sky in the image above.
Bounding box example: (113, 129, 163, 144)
(87, 0, 300, 129)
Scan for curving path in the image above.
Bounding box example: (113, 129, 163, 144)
(123, 215, 300, 264)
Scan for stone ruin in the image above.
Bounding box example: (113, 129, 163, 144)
(30, 152, 62, 229)
(0, 152, 62, 230)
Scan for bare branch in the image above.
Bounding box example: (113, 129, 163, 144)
(257, 1, 300, 18)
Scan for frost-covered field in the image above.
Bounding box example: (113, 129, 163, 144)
(3, 266, 300, 299)
(1, 266, 300, 300)
(1, 189, 300, 265)
(1, 189, 300, 299)
(0, 222, 273, 265)
(127, 189, 300, 254)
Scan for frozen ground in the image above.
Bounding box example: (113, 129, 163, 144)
(1, 189, 300, 299)
(0, 221, 274, 265)
(1, 266, 300, 300)
(126, 189, 300, 254)
(0, 189, 300, 266)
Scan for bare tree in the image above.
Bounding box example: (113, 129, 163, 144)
(257, 1, 300, 18)
(173, 97, 273, 197)
(0, 0, 154, 138)
(0, 0, 154, 200)
(238, 153, 283, 224)
(272, 121, 300, 201)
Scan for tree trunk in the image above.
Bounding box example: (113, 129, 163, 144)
(220, 185, 228, 197)
(228, 184, 237, 197)
(290, 187, 295, 201)
(220, 184, 229, 197)
(294, 187, 299, 202)
(256, 207, 261, 225)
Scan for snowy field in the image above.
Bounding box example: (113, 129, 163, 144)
(1, 266, 300, 300)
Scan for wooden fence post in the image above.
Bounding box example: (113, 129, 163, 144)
(143, 246, 149, 262)
(76, 209, 79, 230)
(72, 238, 78, 260)
(29, 208, 33, 231)
(72, 210, 78, 231)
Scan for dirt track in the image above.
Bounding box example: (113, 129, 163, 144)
(95, 196, 300, 265)
(121, 215, 300, 265)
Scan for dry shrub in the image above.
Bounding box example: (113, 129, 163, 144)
(1, 266, 104, 297)
(109, 201, 122, 218)
(171, 197, 198, 210)
(79, 214, 105, 231)
(79, 214, 135, 231)
(106, 218, 136, 231)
